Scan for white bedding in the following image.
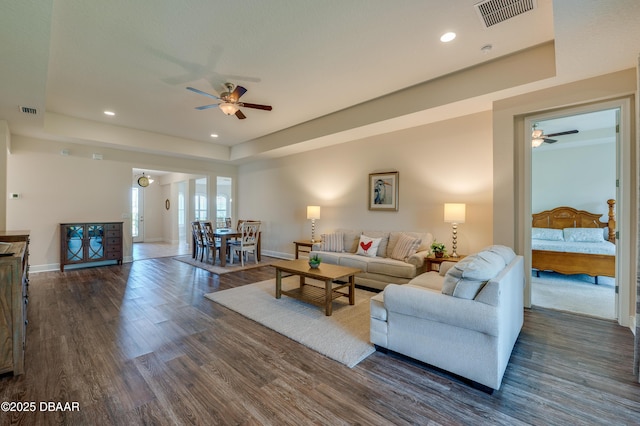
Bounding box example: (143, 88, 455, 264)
(532, 239, 615, 255)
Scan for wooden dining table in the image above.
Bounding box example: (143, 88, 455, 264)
(193, 228, 261, 267)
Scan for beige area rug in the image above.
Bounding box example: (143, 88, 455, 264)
(204, 276, 377, 368)
(173, 254, 276, 274)
(531, 271, 615, 319)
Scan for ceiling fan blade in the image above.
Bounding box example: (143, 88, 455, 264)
(195, 104, 219, 110)
(229, 85, 247, 102)
(543, 138, 558, 143)
(240, 102, 272, 111)
(235, 109, 246, 120)
(545, 129, 578, 137)
(186, 86, 220, 100)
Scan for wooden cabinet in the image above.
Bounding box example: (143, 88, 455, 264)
(60, 222, 123, 272)
(0, 231, 30, 376)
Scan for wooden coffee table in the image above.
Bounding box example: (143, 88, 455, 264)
(271, 259, 361, 316)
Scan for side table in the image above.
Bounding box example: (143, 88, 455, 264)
(425, 255, 466, 272)
(293, 240, 317, 259)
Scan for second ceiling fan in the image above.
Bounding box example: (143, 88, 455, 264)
(532, 124, 578, 147)
(187, 83, 272, 119)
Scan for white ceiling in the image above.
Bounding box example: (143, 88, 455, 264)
(1, 0, 639, 164)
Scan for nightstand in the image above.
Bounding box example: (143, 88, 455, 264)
(293, 240, 317, 259)
(425, 255, 466, 272)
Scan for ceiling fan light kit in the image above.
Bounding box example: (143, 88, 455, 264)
(219, 102, 239, 115)
(186, 82, 272, 120)
(531, 124, 579, 148)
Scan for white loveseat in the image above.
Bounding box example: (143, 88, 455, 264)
(310, 229, 434, 290)
(370, 245, 524, 391)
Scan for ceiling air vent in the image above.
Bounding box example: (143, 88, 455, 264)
(19, 106, 38, 115)
(474, 0, 536, 28)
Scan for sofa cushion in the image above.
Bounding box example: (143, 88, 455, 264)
(387, 231, 433, 257)
(438, 261, 457, 276)
(367, 257, 417, 279)
(481, 245, 516, 264)
(408, 271, 443, 291)
(321, 233, 344, 252)
(446, 251, 506, 281)
(390, 233, 421, 261)
(441, 251, 507, 299)
(337, 254, 370, 271)
(362, 231, 390, 257)
(336, 229, 361, 253)
(356, 235, 381, 257)
(441, 276, 487, 299)
(312, 251, 344, 265)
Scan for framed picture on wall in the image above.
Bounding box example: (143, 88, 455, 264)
(368, 171, 399, 211)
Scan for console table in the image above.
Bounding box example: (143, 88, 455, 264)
(60, 222, 123, 271)
(0, 231, 30, 375)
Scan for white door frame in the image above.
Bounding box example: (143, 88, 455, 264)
(523, 97, 632, 327)
(132, 186, 145, 243)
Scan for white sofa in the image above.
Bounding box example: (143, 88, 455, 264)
(310, 229, 434, 290)
(370, 245, 524, 391)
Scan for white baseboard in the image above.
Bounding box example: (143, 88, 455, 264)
(261, 250, 293, 260)
(30, 263, 60, 273)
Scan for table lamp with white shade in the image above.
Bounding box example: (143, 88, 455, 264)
(307, 206, 321, 242)
(444, 203, 466, 258)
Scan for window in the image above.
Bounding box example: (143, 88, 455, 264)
(194, 194, 207, 220)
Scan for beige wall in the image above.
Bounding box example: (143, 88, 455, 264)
(0, 121, 9, 230)
(238, 111, 494, 258)
(6, 135, 237, 270)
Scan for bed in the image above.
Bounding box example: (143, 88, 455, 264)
(531, 199, 616, 280)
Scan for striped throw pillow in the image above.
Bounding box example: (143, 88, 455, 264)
(321, 233, 344, 252)
(390, 233, 421, 261)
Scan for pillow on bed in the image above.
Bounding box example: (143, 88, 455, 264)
(532, 227, 564, 241)
(563, 227, 605, 243)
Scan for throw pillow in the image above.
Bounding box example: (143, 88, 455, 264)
(356, 235, 382, 257)
(390, 233, 421, 261)
(321, 233, 344, 252)
(563, 227, 605, 243)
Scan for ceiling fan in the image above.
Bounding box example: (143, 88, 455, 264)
(186, 83, 272, 119)
(532, 124, 579, 147)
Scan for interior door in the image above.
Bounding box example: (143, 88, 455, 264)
(132, 186, 144, 243)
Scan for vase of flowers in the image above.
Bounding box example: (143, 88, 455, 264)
(430, 241, 447, 258)
(308, 254, 322, 269)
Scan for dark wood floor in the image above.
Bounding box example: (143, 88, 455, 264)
(1, 258, 638, 425)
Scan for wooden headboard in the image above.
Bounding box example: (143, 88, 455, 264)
(532, 199, 616, 243)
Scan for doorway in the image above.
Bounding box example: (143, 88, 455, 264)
(524, 98, 632, 325)
(132, 185, 144, 243)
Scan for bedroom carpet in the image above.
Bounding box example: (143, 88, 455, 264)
(531, 271, 615, 319)
(204, 276, 377, 368)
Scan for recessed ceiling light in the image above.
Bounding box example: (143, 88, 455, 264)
(210, 134, 219, 138)
(440, 32, 456, 43)
(104, 110, 115, 116)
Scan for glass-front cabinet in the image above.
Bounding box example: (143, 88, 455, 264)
(60, 222, 123, 271)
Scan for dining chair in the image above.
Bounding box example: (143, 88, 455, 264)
(191, 221, 206, 261)
(228, 221, 261, 266)
(200, 221, 223, 264)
